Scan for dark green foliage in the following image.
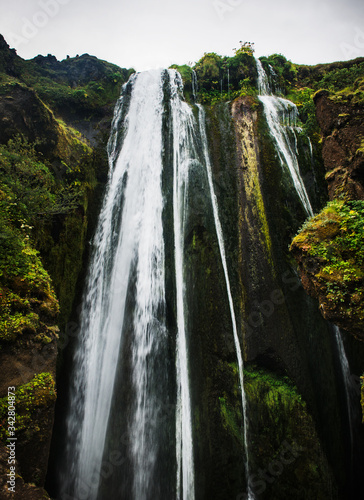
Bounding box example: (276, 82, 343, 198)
(244, 366, 337, 500)
(0, 132, 96, 332)
(296, 58, 364, 93)
(261, 54, 297, 87)
(0, 137, 80, 224)
(291, 200, 364, 333)
(169, 64, 194, 102)
(286, 86, 321, 139)
(193, 50, 257, 103)
(0, 373, 56, 441)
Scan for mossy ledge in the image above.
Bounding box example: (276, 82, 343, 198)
(290, 200, 364, 340)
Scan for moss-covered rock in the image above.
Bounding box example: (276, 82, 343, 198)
(290, 200, 364, 340)
(244, 366, 337, 499)
(0, 373, 56, 487)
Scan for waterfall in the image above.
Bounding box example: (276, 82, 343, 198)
(197, 104, 255, 500)
(61, 68, 201, 500)
(61, 69, 169, 500)
(169, 69, 196, 500)
(333, 325, 357, 463)
(255, 58, 313, 217)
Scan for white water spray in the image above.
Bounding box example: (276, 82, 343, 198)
(63, 69, 168, 500)
(256, 58, 313, 217)
(333, 325, 357, 463)
(169, 69, 196, 500)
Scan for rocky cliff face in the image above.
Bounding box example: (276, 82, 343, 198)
(314, 89, 364, 201)
(0, 34, 133, 495)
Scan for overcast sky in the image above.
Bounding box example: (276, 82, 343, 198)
(1, 0, 363, 70)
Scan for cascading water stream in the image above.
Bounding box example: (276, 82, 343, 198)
(256, 58, 314, 217)
(169, 69, 196, 500)
(333, 325, 357, 464)
(197, 104, 255, 500)
(62, 69, 173, 500)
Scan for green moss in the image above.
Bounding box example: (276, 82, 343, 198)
(0, 125, 98, 332)
(219, 396, 243, 445)
(0, 373, 56, 442)
(0, 310, 39, 342)
(291, 200, 364, 332)
(236, 104, 275, 270)
(244, 365, 336, 499)
(0, 227, 58, 344)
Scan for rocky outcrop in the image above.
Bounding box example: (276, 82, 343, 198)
(290, 201, 364, 341)
(314, 89, 364, 200)
(0, 83, 59, 155)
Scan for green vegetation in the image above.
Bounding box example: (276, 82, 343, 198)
(0, 140, 61, 342)
(192, 45, 257, 104)
(0, 137, 81, 223)
(296, 59, 364, 94)
(0, 373, 56, 441)
(291, 200, 364, 332)
(218, 396, 243, 444)
(0, 36, 126, 333)
(217, 363, 335, 499)
(244, 365, 335, 499)
(286, 86, 320, 138)
(8, 53, 135, 118)
(260, 53, 297, 90)
(0, 231, 58, 343)
(244, 365, 306, 446)
(219, 364, 303, 446)
(0, 133, 99, 339)
(361, 375, 364, 423)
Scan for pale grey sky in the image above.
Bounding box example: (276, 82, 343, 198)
(1, 0, 363, 70)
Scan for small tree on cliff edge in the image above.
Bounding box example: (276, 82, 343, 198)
(233, 41, 255, 57)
